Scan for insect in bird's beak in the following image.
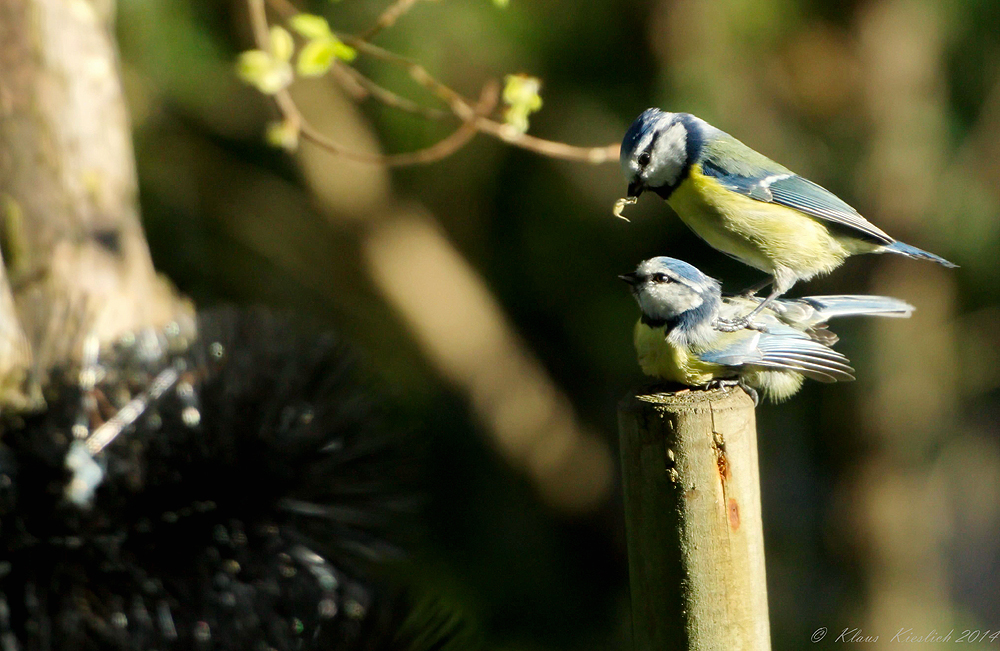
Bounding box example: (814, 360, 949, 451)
(613, 196, 638, 221)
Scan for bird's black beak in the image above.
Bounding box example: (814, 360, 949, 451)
(618, 272, 639, 287)
(627, 181, 644, 198)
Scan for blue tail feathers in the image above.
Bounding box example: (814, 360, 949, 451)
(800, 295, 915, 320)
(885, 241, 957, 268)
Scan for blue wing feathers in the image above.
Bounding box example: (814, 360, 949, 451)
(699, 326, 855, 382)
(700, 145, 894, 244)
(767, 176, 892, 244)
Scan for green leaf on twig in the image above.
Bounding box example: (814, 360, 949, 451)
(289, 13, 356, 77)
(501, 74, 543, 134)
(266, 119, 300, 151)
(289, 14, 333, 39)
(269, 25, 294, 62)
(236, 26, 295, 94)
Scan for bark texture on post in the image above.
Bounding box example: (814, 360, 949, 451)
(618, 387, 770, 651)
(0, 0, 190, 407)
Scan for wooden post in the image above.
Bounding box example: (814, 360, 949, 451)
(618, 386, 770, 650)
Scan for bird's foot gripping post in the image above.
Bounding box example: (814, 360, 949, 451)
(618, 386, 771, 650)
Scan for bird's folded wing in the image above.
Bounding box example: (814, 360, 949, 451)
(700, 149, 894, 245)
(698, 327, 855, 383)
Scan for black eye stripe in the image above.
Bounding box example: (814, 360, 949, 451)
(638, 130, 661, 166)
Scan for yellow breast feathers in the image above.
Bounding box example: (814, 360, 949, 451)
(667, 164, 855, 280)
(633, 321, 719, 385)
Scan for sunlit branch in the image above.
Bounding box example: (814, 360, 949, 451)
(257, 0, 620, 165)
(338, 37, 621, 163)
(475, 119, 619, 163)
(262, 0, 296, 19)
(327, 62, 370, 101)
(358, 0, 426, 41)
(299, 83, 496, 166)
(336, 64, 450, 120)
(249, 0, 497, 166)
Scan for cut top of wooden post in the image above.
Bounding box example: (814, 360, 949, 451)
(618, 386, 770, 651)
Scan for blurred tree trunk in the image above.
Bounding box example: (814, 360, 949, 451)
(0, 0, 190, 408)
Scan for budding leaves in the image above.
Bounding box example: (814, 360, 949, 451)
(266, 120, 300, 151)
(502, 74, 543, 134)
(288, 14, 333, 39)
(236, 15, 356, 94)
(289, 14, 356, 77)
(237, 26, 294, 94)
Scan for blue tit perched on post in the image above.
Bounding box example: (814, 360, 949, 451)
(619, 109, 955, 330)
(620, 256, 914, 403)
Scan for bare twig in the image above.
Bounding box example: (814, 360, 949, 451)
(297, 82, 497, 165)
(337, 65, 450, 120)
(256, 0, 620, 165)
(327, 62, 370, 101)
(343, 38, 621, 163)
(339, 37, 478, 118)
(248, 0, 269, 44)
(249, 0, 497, 166)
(475, 119, 619, 163)
(263, 0, 296, 19)
(263, 0, 451, 119)
(358, 0, 425, 41)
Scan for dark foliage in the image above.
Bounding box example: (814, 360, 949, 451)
(0, 307, 475, 651)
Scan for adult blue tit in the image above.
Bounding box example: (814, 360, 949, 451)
(619, 109, 954, 330)
(619, 256, 914, 403)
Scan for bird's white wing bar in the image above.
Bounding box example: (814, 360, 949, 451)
(757, 175, 893, 245)
(701, 152, 894, 245)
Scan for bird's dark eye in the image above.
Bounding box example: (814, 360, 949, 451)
(637, 151, 651, 167)
(651, 273, 670, 283)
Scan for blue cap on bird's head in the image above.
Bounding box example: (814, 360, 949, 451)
(620, 108, 666, 167)
(619, 256, 720, 294)
(644, 257, 717, 288)
(620, 109, 693, 198)
(620, 256, 722, 325)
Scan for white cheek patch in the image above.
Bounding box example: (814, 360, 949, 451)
(662, 284, 702, 313)
(636, 292, 663, 319)
(638, 283, 703, 321)
(621, 155, 639, 178)
(644, 122, 687, 189)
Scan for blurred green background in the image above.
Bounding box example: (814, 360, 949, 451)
(115, 0, 1000, 647)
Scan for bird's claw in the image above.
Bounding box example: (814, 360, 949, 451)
(712, 318, 744, 332)
(704, 378, 759, 406)
(712, 316, 768, 333)
(739, 380, 760, 407)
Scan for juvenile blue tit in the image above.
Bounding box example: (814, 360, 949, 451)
(620, 109, 954, 330)
(620, 256, 914, 403)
